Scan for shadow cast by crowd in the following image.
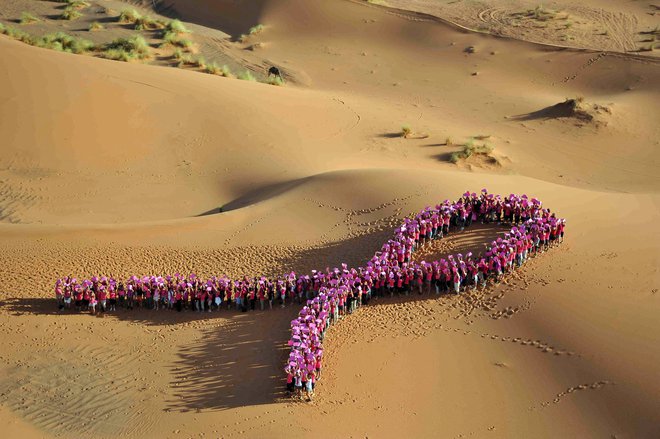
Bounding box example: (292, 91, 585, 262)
(166, 310, 293, 412)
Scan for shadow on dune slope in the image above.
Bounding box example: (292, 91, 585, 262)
(158, 0, 270, 36)
(508, 99, 590, 121)
(198, 177, 312, 215)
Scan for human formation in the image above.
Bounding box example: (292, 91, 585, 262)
(54, 190, 565, 400)
(283, 190, 564, 400)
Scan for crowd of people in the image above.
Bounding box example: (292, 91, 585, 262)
(283, 190, 564, 400)
(55, 272, 312, 315)
(54, 190, 564, 400)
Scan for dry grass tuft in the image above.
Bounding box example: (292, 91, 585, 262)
(102, 35, 150, 61)
(166, 19, 189, 34)
(450, 138, 494, 163)
(266, 76, 284, 86)
(239, 24, 265, 42)
(161, 31, 193, 49)
(89, 21, 104, 31)
(238, 70, 256, 81)
(60, 8, 82, 21)
(20, 12, 40, 25)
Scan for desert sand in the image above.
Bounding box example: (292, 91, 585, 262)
(0, 0, 659, 438)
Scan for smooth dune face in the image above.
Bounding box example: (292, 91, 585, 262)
(0, 0, 659, 438)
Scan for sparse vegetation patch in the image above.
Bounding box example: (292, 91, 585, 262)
(37, 32, 95, 53)
(450, 138, 495, 163)
(204, 62, 222, 75)
(67, 1, 90, 10)
(161, 31, 193, 49)
(118, 9, 141, 24)
(60, 8, 82, 21)
(1, 24, 94, 53)
(166, 19, 189, 34)
(0, 12, 280, 87)
(266, 76, 284, 86)
(240, 24, 264, 42)
(238, 70, 256, 81)
(102, 35, 150, 61)
(89, 21, 104, 31)
(135, 15, 164, 31)
(20, 12, 40, 25)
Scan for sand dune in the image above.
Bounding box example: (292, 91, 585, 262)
(0, 0, 659, 438)
(358, 0, 660, 54)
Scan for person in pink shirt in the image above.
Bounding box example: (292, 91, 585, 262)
(306, 370, 316, 401)
(55, 284, 64, 311)
(82, 289, 90, 311)
(452, 270, 461, 294)
(74, 288, 83, 312)
(108, 288, 117, 312)
(97, 288, 107, 313)
(286, 371, 294, 394)
(63, 288, 72, 309)
(89, 292, 97, 315)
(153, 288, 160, 310)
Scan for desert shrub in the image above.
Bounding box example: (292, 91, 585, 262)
(173, 54, 209, 69)
(445, 137, 453, 146)
(161, 31, 192, 49)
(67, 1, 90, 9)
(266, 76, 284, 86)
(197, 57, 208, 69)
(118, 9, 141, 24)
(200, 63, 232, 77)
(176, 38, 193, 49)
(175, 56, 207, 69)
(205, 62, 222, 75)
(401, 125, 412, 138)
(166, 19, 189, 34)
(237, 70, 256, 81)
(20, 12, 40, 25)
(450, 138, 494, 163)
(219, 64, 232, 77)
(89, 21, 104, 31)
(3, 25, 18, 37)
(102, 48, 134, 61)
(248, 24, 264, 35)
(528, 5, 557, 21)
(135, 15, 164, 31)
(239, 24, 264, 42)
(38, 32, 95, 53)
(61, 8, 82, 21)
(176, 54, 195, 67)
(103, 35, 150, 61)
(4, 26, 36, 44)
